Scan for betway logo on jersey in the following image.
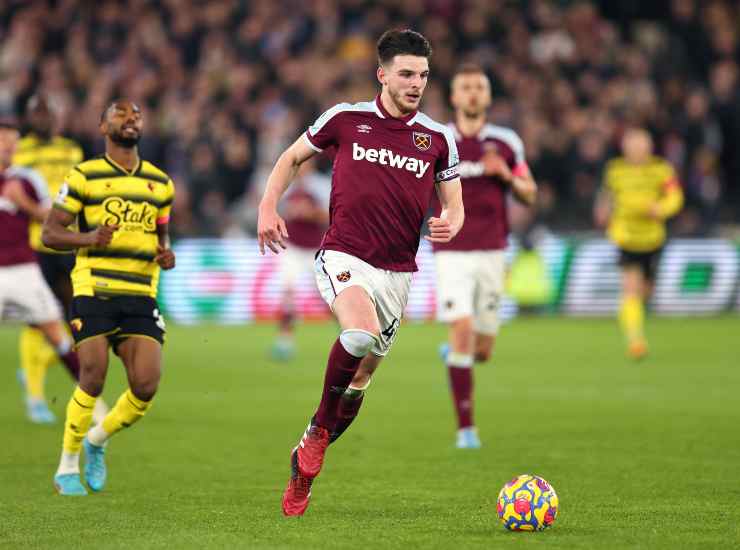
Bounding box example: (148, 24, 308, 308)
(352, 142, 430, 179)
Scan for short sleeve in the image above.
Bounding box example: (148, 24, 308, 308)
(71, 144, 84, 165)
(506, 131, 530, 177)
(304, 104, 347, 152)
(54, 168, 86, 215)
(157, 178, 175, 225)
(435, 127, 460, 182)
(508, 132, 526, 167)
(7, 166, 49, 205)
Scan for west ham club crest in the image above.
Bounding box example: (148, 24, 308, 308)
(413, 132, 431, 151)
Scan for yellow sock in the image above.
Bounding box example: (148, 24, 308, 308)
(40, 328, 61, 369)
(619, 295, 645, 344)
(62, 387, 97, 454)
(19, 327, 52, 400)
(88, 389, 152, 445)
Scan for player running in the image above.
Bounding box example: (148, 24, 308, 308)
(0, 119, 83, 409)
(43, 100, 176, 495)
(258, 30, 463, 516)
(12, 94, 99, 424)
(271, 160, 330, 361)
(594, 128, 683, 359)
(431, 64, 537, 449)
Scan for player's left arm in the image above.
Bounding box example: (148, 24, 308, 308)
(1, 178, 48, 222)
(426, 177, 464, 243)
(155, 179, 176, 270)
(508, 163, 537, 206)
(482, 151, 537, 206)
(650, 165, 684, 221)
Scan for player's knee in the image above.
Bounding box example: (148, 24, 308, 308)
(339, 329, 378, 358)
(78, 359, 106, 395)
(475, 349, 491, 363)
(78, 374, 104, 397)
(130, 380, 158, 403)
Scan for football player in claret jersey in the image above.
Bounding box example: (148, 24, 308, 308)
(431, 64, 537, 449)
(43, 100, 176, 495)
(13, 95, 108, 424)
(0, 119, 83, 414)
(271, 160, 330, 361)
(594, 128, 683, 360)
(258, 29, 463, 516)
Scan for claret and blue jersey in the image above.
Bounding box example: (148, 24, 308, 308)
(304, 95, 459, 272)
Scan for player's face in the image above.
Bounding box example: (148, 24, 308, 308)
(0, 127, 20, 166)
(379, 55, 429, 114)
(622, 130, 652, 162)
(102, 101, 143, 148)
(27, 99, 55, 138)
(451, 73, 491, 118)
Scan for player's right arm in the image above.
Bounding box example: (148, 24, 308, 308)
(42, 168, 117, 250)
(258, 137, 318, 254)
(43, 208, 117, 250)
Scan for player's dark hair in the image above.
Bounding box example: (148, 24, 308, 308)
(377, 29, 432, 65)
(100, 99, 139, 123)
(452, 63, 486, 79)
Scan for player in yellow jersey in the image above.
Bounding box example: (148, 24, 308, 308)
(43, 99, 176, 495)
(595, 128, 683, 359)
(12, 95, 108, 424)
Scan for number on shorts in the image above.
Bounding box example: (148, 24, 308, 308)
(153, 308, 166, 330)
(382, 317, 399, 339)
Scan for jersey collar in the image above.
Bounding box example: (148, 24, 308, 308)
(375, 95, 418, 125)
(452, 121, 486, 141)
(104, 153, 141, 176)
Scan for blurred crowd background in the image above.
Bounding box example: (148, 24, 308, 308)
(1, 0, 738, 238)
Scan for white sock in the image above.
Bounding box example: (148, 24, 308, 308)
(57, 451, 80, 475)
(92, 399, 110, 426)
(87, 424, 111, 447)
(55, 337, 72, 355)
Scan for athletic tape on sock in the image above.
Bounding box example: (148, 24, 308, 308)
(448, 352, 474, 368)
(345, 378, 371, 399)
(339, 329, 378, 358)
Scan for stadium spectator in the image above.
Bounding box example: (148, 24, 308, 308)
(1, 0, 737, 234)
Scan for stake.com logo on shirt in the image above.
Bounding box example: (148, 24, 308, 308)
(352, 142, 431, 179)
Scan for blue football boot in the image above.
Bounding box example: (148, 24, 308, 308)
(54, 473, 88, 496)
(438, 342, 450, 363)
(27, 399, 56, 424)
(456, 427, 482, 449)
(271, 338, 295, 362)
(83, 438, 107, 492)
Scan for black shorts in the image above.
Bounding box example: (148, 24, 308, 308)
(618, 248, 662, 281)
(37, 252, 75, 286)
(70, 295, 165, 351)
(37, 252, 76, 320)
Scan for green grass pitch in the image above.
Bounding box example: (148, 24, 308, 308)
(2, 317, 739, 548)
